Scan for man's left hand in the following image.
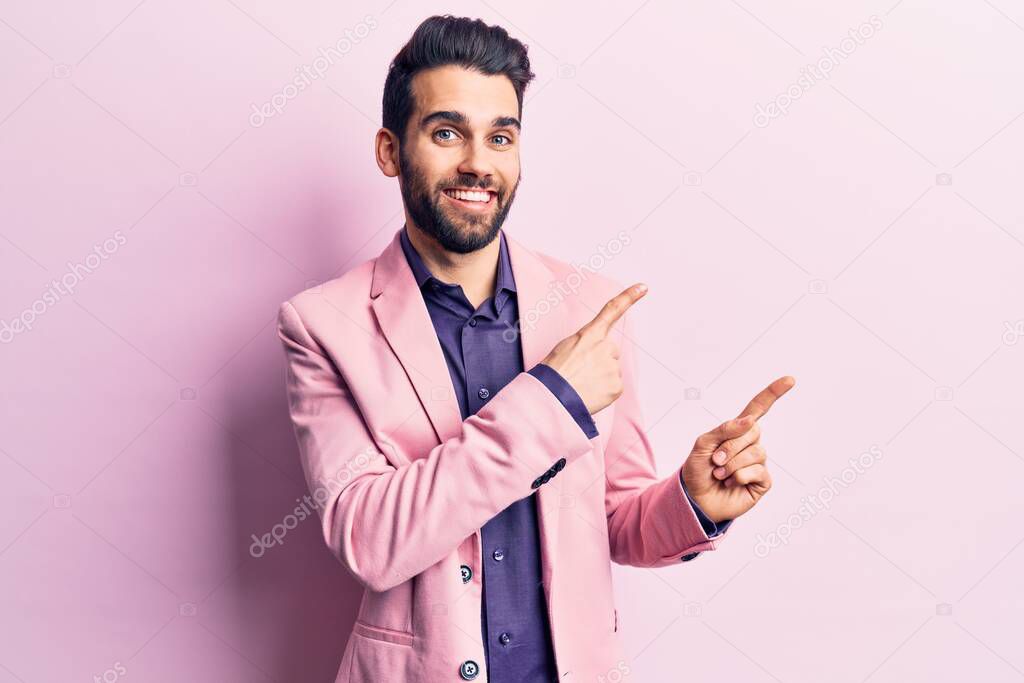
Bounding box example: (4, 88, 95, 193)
(681, 376, 796, 523)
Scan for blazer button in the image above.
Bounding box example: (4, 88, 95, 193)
(459, 660, 480, 680)
(492, 548, 505, 562)
(554, 457, 566, 471)
(477, 387, 490, 399)
(460, 564, 472, 583)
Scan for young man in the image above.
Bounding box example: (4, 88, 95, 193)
(277, 14, 794, 683)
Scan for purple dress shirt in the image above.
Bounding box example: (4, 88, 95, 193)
(399, 225, 727, 682)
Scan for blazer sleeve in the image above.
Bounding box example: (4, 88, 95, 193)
(276, 300, 596, 592)
(603, 308, 727, 568)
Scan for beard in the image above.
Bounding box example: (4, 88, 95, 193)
(398, 148, 519, 254)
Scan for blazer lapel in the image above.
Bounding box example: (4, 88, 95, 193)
(504, 231, 578, 595)
(370, 229, 464, 446)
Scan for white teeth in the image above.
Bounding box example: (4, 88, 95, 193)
(447, 189, 490, 202)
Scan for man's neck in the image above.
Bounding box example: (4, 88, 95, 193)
(405, 222, 499, 310)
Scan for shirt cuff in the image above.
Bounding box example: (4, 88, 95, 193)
(679, 470, 732, 538)
(527, 363, 598, 439)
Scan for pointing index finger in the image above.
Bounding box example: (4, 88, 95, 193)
(580, 283, 648, 338)
(737, 375, 796, 422)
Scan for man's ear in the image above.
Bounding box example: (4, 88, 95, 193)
(376, 128, 400, 178)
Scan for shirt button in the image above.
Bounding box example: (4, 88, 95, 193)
(468, 318, 477, 327)
(492, 548, 505, 562)
(460, 564, 473, 583)
(459, 660, 480, 680)
(478, 387, 490, 399)
(499, 632, 512, 646)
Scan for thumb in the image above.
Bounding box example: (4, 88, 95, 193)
(698, 415, 754, 452)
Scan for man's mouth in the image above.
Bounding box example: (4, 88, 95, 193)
(442, 187, 497, 211)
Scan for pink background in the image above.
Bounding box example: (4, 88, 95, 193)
(2, 1, 1023, 681)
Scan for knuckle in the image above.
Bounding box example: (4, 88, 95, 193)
(731, 453, 747, 471)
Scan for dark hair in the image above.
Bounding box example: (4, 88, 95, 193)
(382, 15, 535, 146)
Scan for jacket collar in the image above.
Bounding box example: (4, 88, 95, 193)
(370, 225, 573, 435)
(398, 225, 517, 313)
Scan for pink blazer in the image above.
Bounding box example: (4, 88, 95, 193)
(276, 227, 726, 682)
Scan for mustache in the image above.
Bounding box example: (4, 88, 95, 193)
(439, 178, 498, 192)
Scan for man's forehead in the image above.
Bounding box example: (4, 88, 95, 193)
(411, 65, 519, 124)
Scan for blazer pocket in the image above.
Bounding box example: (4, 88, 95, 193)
(352, 620, 415, 647)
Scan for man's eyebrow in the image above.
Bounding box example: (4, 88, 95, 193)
(491, 116, 521, 131)
(420, 110, 521, 132)
(420, 110, 466, 129)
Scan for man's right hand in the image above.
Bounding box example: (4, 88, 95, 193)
(540, 283, 648, 415)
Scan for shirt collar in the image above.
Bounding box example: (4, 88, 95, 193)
(399, 224, 517, 312)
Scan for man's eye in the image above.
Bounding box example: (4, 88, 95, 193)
(434, 129, 457, 141)
(493, 135, 512, 146)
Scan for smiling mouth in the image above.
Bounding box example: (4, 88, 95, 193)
(442, 187, 497, 210)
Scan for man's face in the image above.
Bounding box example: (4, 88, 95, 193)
(397, 65, 521, 254)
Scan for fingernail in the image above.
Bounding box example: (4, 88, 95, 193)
(713, 467, 726, 479)
(713, 450, 726, 465)
(636, 283, 648, 294)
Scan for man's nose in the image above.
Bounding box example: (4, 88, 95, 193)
(456, 139, 496, 181)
